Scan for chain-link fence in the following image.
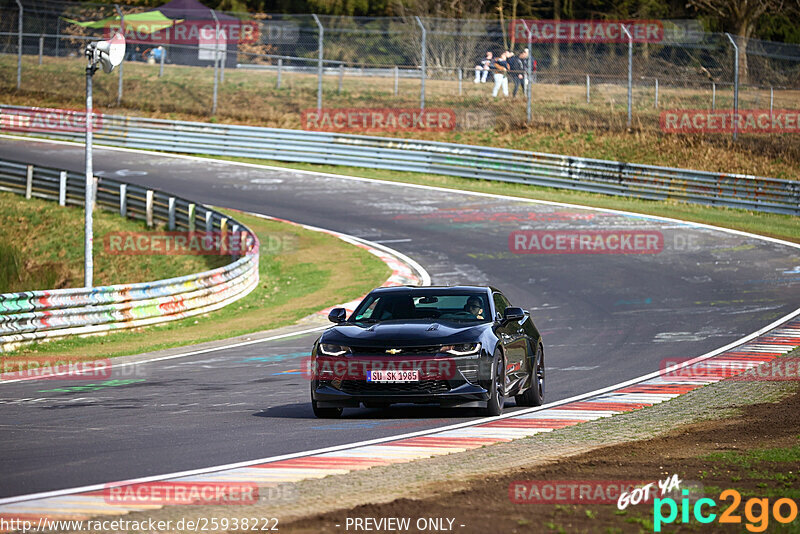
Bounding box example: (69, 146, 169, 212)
(1, 1, 799, 139)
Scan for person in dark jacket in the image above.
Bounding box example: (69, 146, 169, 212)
(507, 50, 525, 97)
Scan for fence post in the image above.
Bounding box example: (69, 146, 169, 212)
(25, 165, 33, 199)
(59, 171, 67, 206)
(725, 33, 739, 141)
(15, 0, 22, 90)
(458, 68, 462, 96)
(188, 203, 196, 232)
(393, 66, 398, 95)
(770, 86, 773, 117)
(119, 183, 127, 216)
(276, 58, 282, 88)
(115, 5, 124, 105)
(312, 14, 323, 112)
(338, 62, 344, 94)
(159, 43, 165, 77)
(712, 82, 716, 110)
(168, 196, 176, 230)
(55, 17, 60, 58)
(211, 10, 220, 115)
(145, 190, 154, 227)
(524, 23, 533, 123)
(586, 74, 590, 103)
(622, 25, 633, 129)
(415, 16, 426, 110)
(38, 35, 43, 65)
(654, 78, 658, 108)
(205, 209, 212, 232)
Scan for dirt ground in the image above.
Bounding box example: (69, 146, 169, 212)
(280, 388, 800, 533)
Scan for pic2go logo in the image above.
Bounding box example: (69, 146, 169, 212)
(654, 489, 799, 532)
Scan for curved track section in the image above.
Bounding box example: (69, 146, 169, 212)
(0, 137, 798, 499)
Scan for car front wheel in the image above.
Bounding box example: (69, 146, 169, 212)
(484, 350, 506, 416)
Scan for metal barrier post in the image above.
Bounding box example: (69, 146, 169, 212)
(15, 0, 22, 90)
(712, 82, 716, 110)
(205, 210, 212, 232)
(159, 41, 165, 77)
(188, 203, 196, 232)
(145, 190, 154, 227)
(586, 74, 590, 103)
(119, 183, 127, 216)
(168, 196, 176, 230)
(725, 33, 739, 141)
(415, 16, 426, 110)
(115, 5, 124, 106)
(622, 25, 633, 129)
(39, 35, 43, 65)
(654, 78, 659, 108)
(393, 66, 398, 95)
(312, 14, 323, 112)
(25, 165, 33, 199)
(59, 171, 67, 206)
(276, 58, 282, 88)
(338, 63, 344, 94)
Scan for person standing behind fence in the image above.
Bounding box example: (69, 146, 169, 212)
(491, 51, 510, 98)
(474, 51, 492, 83)
(507, 50, 525, 98)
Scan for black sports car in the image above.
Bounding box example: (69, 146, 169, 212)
(309, 285, 545, 418)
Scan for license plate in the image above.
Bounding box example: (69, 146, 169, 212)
(367, 369, 419, 382)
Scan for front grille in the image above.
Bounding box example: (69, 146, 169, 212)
(338, 380, 451, 395)
(350, 346, 441, 356)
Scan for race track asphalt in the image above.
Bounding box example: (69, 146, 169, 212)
(1, 138, 798, 498)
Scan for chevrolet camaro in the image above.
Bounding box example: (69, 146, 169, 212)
(309, 286, 545, 418)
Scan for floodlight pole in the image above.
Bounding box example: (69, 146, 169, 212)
(115, 5, 123, 105)
(85, 60, 98, 288)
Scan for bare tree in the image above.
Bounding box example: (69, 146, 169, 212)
(686, 0, 799, 83)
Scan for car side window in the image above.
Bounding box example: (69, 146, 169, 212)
(492, 292, 510, 318)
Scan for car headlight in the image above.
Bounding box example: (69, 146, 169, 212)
(319, 344, 351, 357)
(441, 343, 481, 356)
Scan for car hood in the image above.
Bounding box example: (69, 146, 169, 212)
(323, 320, 491, 347)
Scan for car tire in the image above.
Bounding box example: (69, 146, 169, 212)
(312, 400, 343, 418)
(484, 350, 506, 416)
(515, 342, 544, 407)
(311, 383, 343, 418)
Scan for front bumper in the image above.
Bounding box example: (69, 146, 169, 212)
(312, 380, 491, 408)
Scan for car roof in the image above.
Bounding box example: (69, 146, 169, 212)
(369, 285, 498, 294)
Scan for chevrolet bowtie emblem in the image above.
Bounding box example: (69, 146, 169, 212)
(386, 349, 402, 355)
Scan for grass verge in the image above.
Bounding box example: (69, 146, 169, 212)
(0, 191, 227, 293)
(206, 156, 800, 244)
(1, 55, 798, 179)
(1, 208, 390, 360)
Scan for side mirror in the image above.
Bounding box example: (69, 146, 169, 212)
(328, 308, 347, 324)
(503, 306, 525, 323)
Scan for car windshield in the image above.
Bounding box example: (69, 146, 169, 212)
(351, 292, 490, 323)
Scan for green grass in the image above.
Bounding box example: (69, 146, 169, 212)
(0, 191, 226, 293)
(2, 208, 390, 360)
(204, 156, 800, 244)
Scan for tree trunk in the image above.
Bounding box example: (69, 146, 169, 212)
(735, 24, 750, 85)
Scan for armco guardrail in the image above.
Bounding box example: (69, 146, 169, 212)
(1, 105, 798, 215)
(0, 157, 259, 352)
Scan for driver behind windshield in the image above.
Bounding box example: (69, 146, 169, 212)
(466, 296, 485, 320)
